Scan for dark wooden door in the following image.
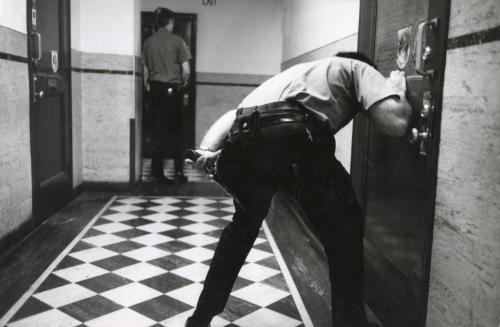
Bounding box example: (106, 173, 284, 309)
(352, 1, 450, 326)
(28, 0, 72, 221)
(141, 12, 197, 156)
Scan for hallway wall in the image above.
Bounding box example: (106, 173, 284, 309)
(281, 0, 360, 171)
(71, 0, 141, 184)
(140, 0, 283, 145)
(0, 4, 31, 240)
(427, 0, 500, 325)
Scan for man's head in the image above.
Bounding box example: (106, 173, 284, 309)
(335, 51, 377, 69)
(156, 8, 176, 31)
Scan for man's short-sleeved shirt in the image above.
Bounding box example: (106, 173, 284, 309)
(239, 57, 398, 134)
(143, 29, 192, 84)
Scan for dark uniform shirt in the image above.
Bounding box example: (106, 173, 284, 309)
(143, 29, 192, 84)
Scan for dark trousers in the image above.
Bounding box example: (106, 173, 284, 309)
(192, 123, 366, 325)
(149, 81, 184, 177)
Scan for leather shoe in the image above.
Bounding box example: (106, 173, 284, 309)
(174, 173, 188, 184)
(152, 175, 174, 185)
(185, 317, 210, 327)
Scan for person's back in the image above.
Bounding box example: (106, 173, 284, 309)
(240, 57, 394, 134)
(143, 29, 190, 84)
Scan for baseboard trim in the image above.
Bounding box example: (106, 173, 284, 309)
(81, 181, 141, 192)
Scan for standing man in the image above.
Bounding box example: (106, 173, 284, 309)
(143, 7, 192, 184)
(186, 53, 412, 327)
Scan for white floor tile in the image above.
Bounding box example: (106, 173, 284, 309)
(109, 204, 143, 213)
(8, 309, 81, 327)
(53, 263, 108, 282)
(150, 198, 183, 205)
(142, 212, 178, 222)
(69, 247, 117, 262)
(116, 198, 148, 205)
(34, 284, 95, 308)
(137, 222, 176, 233)
(183, 213, 218, 223)
(233, 308, 301, 327)
(100, 212, 138, 222)
(184, 205, 213, 213)
(175, 247, 214, 262)
(181, 223, 219, 234)
(101, 283, 162, 307)
(231, 283, 289, 307)
(245, 248, 273, 263)
(148, 204, 180, 213)
(159, 308, 194, 327)
(131, 233, 173, 246)
(178, 234, 219, 247)
(83, 234, 125, 247)
(93, 222, 132, 234)
(166, 283, 203, 307)
(170, 262, 209, 282)
(86, 308, 156, 327)
(186, 198, 217, 205)
(237, 263, 280, 282)
(114, 262, 167, 281)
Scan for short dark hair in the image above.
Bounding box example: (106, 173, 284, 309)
(155, 7, 176, 28)
(335, 51, 377, 69)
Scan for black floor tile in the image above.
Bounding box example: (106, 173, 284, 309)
(163, 218, 194, 228)
(148, 255, 194, 271)
(70, 241, 95, 253)
(205, 210, 230, 218)
(103, 240, 144, 253)
(77, 273, 132, 293)
(219, 296, 260, 322)
(140, 272, 192, 293)
(154, 240, 192, 253)
(36, 273, 70, 292)
(92, 255, 140, 271)
(255, 256, 280, 271)
(55, 256, 85, 270)
(11, 297, 52, 321)
(169, 209, 196, 216)
(130, 295, 192, 321)
(59, 295, 122, 322)
(262, 273, 288, 292)
(266, 295, 301, 320)
(113, 228, 149, 239)
(121, 218, 155, 227)
(205, 219, 230, 229)
(160, 229, 195, 239)
(253, 241, 272, 253)
(84, 228, 105, 237)
(231, 277, 254, 292)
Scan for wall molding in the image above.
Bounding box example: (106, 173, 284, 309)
(196, 72, 270, 87)
(447, 25, 500, 50)
(0, 51, 27, 64)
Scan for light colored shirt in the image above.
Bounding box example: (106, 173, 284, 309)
(239, 57, 398, 134)
(143, 29, 192, 84)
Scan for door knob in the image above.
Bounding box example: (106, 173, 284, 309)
(409, 128, 428, 144)
(35, 90, 45, 99)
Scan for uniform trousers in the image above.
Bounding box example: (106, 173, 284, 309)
(149, 81, 184, 177)
(191, 111, 367, 326)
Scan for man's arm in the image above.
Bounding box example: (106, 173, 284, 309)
(181, 61, 190, 87)
(368, 71, 412, 137)
(189, 109, 237, 170)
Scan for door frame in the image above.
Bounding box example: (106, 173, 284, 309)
(27, 0, 73, 222)
(352, 0, 450, 326)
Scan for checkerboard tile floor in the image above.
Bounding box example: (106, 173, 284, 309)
(2, 197, 311, 327)
(142, 159, 207, 182)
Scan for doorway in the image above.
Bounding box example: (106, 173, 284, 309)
(28, 0, 72, 222)
(352, 1, 450, 326)
(141, 11, 197, 180)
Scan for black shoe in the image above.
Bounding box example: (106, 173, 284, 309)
(152, 175, 174, 184)
(185, 317, 210, 327)
(175, 173, 188, 184)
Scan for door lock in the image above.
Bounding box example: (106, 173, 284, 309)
(409, 91, 433, 156)
(416, 18, 438, 77)
(409, 128, 428, 144)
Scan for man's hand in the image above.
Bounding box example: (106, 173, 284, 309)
(186, 149, 220, 171)
(387, 70, 407, 98)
